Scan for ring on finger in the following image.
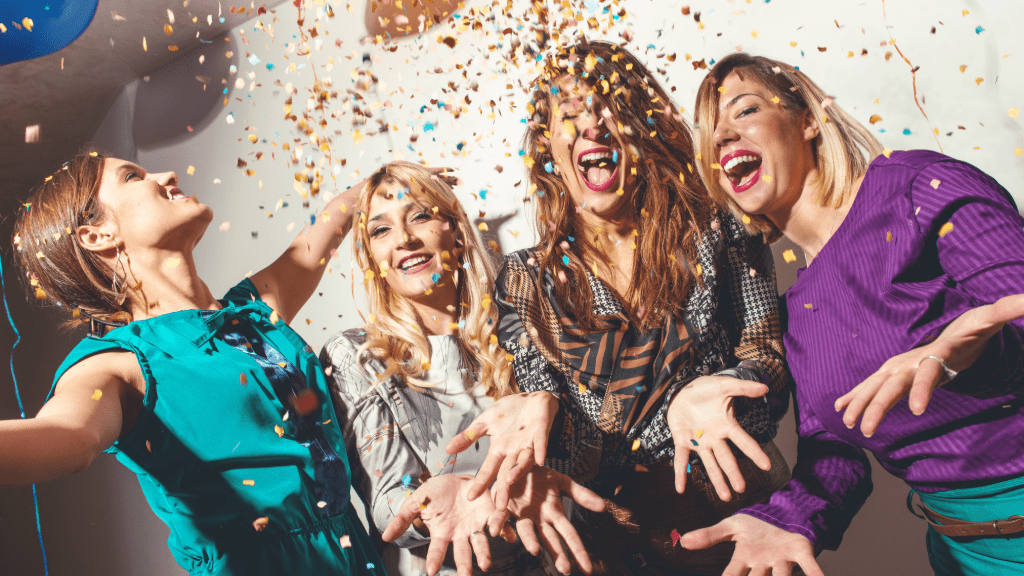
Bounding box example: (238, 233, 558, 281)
(471, 530, 485, 538)
(921, 355, 958, 382)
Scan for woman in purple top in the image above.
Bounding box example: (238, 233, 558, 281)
(681, 53, 1024, 576)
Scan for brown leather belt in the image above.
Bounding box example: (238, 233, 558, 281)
(911, 493, 1024, 538)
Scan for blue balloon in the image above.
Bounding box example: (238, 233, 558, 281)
(0, 0, 99, 66)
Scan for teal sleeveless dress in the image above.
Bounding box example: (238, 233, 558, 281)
(47, 279, 384, 575)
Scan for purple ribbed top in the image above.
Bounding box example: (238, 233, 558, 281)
(740, 150, 1024, 551)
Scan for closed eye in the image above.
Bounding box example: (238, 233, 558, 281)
(411, 211, 431, 222)
(369, 225, 389, 238)
(124, 171, 141, 182)
(738, 106, 758, 118)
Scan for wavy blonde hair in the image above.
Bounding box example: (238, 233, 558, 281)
(522, 39, 712, 332)
(351, 163, 513, 399)
(693, 52, 883, 242)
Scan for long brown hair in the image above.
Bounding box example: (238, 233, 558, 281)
(693, 53, 882, 242)
(351, 163, 513, 400)
(13, 150, 134, 330)
(522, 39, 711, 332)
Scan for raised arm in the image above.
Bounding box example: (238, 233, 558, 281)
(0, 352, 135, 487)
(251, 181, 364, 324)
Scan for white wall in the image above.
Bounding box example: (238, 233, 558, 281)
(5, 0, 1020, 574)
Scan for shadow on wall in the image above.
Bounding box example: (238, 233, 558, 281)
(133, 37, 240, 151)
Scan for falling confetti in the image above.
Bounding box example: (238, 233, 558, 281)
(938, 222, 954, 237)
(91, 389, 103, 401)
(782, 250, 797, 263)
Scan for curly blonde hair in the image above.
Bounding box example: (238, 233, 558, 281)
(351, 163, 513, 399)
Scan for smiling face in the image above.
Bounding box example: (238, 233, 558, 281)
(366, 180, 457, 303)
(93, 158, 213, 252)
(711, 70, 819, 218)
(547, 75, 636, 222)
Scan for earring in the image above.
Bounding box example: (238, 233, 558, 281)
(553, 163, 562, 175)
(113, 246, 128, 305)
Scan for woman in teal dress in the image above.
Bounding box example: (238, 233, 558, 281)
(2, 150, 389, 575)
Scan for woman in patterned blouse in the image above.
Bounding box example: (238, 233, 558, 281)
(447, 40, 793, 575)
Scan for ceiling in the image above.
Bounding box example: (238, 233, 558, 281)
(0, 0, 293, 208)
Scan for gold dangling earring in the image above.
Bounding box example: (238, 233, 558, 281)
(113, 246, 128, 305)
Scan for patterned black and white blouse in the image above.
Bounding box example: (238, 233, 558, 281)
(495, 210, 789, 482)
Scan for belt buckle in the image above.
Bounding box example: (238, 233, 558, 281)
(994, 515, 1024, 535)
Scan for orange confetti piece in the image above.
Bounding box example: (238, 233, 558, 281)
(34, 288, 46, 300)
(274, 425, 285, 437)
(240, 373, 248, 386)
(22, 17, 33, 31)
(242, 479, 255, 486)
(252, 517, 269, 531)
(783, 249, 797, 263)
(804, 303, 814, 309)
(938, 222, 954, 237)
(91, 389, 103, 401)
(143, 37, 147, 51)
(269, 310, 279, 324)
(886, 231, 893, 242)
(578, 382, 587, 394)
(164, 24, 173, 36)
(631, 439, 642, 451)
(869, 115, 883, 124)
(975, 77, 984, 86)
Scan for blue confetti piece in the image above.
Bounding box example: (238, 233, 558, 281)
(568, 236, 575, 242)
(423, 122, 435, 132)
(266, 63, 275, 71)
(544, 161, 554, 173)
(648, 44, 656, 49)
(691, 439, 699, 447)
(420, 105, 429, 113)
(310, 214, 316, 225)
(975, 26, 985, 34)
(551, 86, 559, 95)
(458, 320, 466, 329)
(709, 58, 716, 66)
(480, 189, 488, 199)
(612, 150, 618, 162)
(635, 384, 643, 392)
(366, 564, 375, 570)
(456, 142, 465, 151)
(220, 17, 226, 23)
(879, 129, 886, 133)
(229, 65, 238, 74)
(248, 54, 260, 65)
(687, 463, 692, 473)
(401, 474, 412, 486)
(431, 272, 441, 284)
(223, 88, 228, 94)
(903, 128, 912, 135)
(587, 94, 593, 106)
(562, 255, 570, 265)
(518, 149, 526, 156)
(584, 0, 598, 12)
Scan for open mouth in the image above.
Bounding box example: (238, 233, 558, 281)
(166, 187, 191, 201)
(576, 147, 620, 192)
(397, 253, 433, 274)
(721, 150, 763, 193)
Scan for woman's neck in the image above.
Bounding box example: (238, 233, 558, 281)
(124, 249, 220, 320)
(407, 279, 460, 336)
(768, 172, 865, 266)
(579, 211, 637, 297)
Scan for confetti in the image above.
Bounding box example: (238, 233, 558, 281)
(631, 439, 642, 451)
(242, 479, 255, 486)
(886, 231, 893, 242)
(252, 517, 269, 531)
(804, 303, 813, 309)
(671, 529, 681, 547)
(930, 179, 941, 189)
(22, 17, 33, 32)
(165, 257, 182, 268)
(695, 430, 704, 438)
(240, 373, 248, 386)
(869, 115, 883, 124)
(317, 501, 327, 508)
(220, 222, 231, 231)
(91, 389, 103, 401)
(274, 425, 285, 437)
(143, 37, 147, 51)
(882, 148, 893, 158)
(1011, 109, 1020, 119)
(339, 535, 352, 548)
(25, 125, 39, 143)
(187, 166, 195, 175)
(690, 439, 699, 447)
(938, 222, 954, 237)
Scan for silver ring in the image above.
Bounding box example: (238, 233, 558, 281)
(471, 530, 484, 538)
(923, 355, 958, 382)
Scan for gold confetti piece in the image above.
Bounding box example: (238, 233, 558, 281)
(339, 535, 352, 548)
(763, 174, 773, 183)
(143, 36, 147, 51)
(959, 65, 967, 73)
(505, 352, 514, 362)
(145, 440, 152, 453)
(478, 222, 489, 231)
(804, 303, 813, 309)
(165, 257, 182, 268)
(695, 430, 704, 438)
(239, 373, 248, 386)
(22, 17, 33, 31)
(741, 214, 752, 224)
(248, 134, 258, 144)
(751, 30, 758, 38)
(164, 24, 173, 36)
(34, 288, 46, 300)
(419, 501, 428, 510)
(252, 517, 269, 531)
(695, 263, 703, 276)
(464, 429, 476, 442)
(242, 479, 255, 486)
(269, 310, 279, 324)
(869, 115, 883, 124)
(975, 77, 984, 86)
(930, 179, 941, 189)
(578, 382, 587, 394)
(718, 86, 727, 94)
(783, 249, 797, 263)
(882, 148, 893, 158)
(771, 96, 780, 104)
(274, 425, 285, 438)
(631, 439, 642, 451)
(962, 9, 969, 15)
(1016, 148, 1023, 156)
(938, 222, 954, 237)
(886, 231, 893, 242)
(91, 389, 103, 401)
(353, 130, 363, 143)
(790, 41, 798, 47)
(36, 251, 45, 259)
(489, 334, 498, 345)
(0, 23, 6, 33)
(1010, 108, 1020, 119)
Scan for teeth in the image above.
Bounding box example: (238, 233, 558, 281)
(577, 150, 615, 171)
(723, 154, 760, 174)
(400, 255, 429, 271)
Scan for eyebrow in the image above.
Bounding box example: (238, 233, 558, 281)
(723, 92, 763, 108)
(367, 201, 417, 224)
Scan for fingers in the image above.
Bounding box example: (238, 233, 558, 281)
(381, 498, 421, 542)
(908, 358, 943, 415)
(446, 420, 487, 455)
(424, 534, 453, 576)
(837, 373, 885, 429)
(858, 373, 911, 437)
(725, 380, 770, 399)
(679, 520, 733, 550)
(490, 453, 519, 511)
(561, 475, 606, 513)
(674, 443, 692, 494)
(538, 522, 572, 575)
(516, 518, 542, 556)
(729, 428, 772, 471)
(486, 508, 511, 538)
(698, 448, 733, 501)
(452, 536, 475, 576)
(469, 530, 492, 573)
(552, 514, 593, 574)
(467, 450, 505, 502)
(507, 448, 538, 489)
(532, 427, 549, 466)
(795, 553, 826, 576)
(722, 558, 752, 576)
(712, 439, 747, 494)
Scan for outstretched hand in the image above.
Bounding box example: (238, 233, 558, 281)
(382, 474, 515, 576)
(667, 375, 771, 500)
(680, 514, 824, 576)
(445, 391, 559, 510)
(493, 466, 605, 575)
(836, 293, 1024, 438)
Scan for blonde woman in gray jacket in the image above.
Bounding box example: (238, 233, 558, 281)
(321, 163, 604, 576)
